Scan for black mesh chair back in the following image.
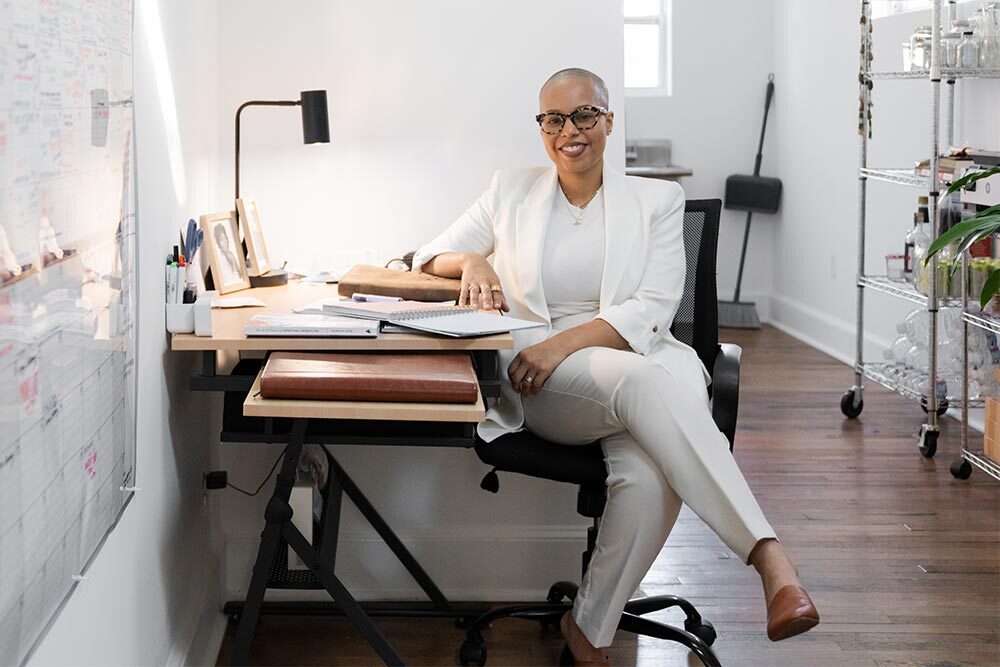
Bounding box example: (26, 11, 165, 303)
(671, 199, 722, 380)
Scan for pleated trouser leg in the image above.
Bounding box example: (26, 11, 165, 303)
(521, 346, 776, 648)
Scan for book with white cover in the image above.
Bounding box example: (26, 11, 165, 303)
(244, 313, 379, 337)
(322, 300, 543, 338)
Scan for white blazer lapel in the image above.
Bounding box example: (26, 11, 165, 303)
(600, 164, 642, 310)
(514, 169, 558, 324)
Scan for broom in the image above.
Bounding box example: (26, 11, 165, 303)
(720, 74, 782, 329)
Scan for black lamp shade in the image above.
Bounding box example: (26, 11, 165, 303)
(300, 90, 330, 144)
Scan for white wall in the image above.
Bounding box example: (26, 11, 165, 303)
(213, 0, 626, 602)
(769, 1, 1000, 365)
(218, 0, 626, 275)
(29, 1, 224, 665)
(626, 0, 777, 317)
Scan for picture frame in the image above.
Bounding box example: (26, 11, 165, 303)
(236, 197, 271, 276)
(200, 211, 250, 294)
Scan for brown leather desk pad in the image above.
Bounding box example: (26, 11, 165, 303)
(260, 351, 479, 404)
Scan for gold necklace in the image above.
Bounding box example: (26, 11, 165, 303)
(564, 187, 601, 225)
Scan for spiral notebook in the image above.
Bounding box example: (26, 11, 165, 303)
(322, 300, 544, 338)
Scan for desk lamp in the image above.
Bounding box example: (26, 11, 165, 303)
(234, 89, 330, 287)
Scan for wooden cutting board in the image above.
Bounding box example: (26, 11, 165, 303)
(337, 264, 462, 302)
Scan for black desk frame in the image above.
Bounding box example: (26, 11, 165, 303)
(192, 350, 500, 666)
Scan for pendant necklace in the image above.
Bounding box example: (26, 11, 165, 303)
(564, 187, 601, 225)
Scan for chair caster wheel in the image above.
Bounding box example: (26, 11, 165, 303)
(227, 614, 240, 626)
(547, 581, 578, 602)
(459, 635, 487, 666)
(685, 618, 717, 646)
(454, 616, 472, 629)
(951, 458, 973, 479)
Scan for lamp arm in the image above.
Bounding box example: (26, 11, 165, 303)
(234, 100, 300, 202)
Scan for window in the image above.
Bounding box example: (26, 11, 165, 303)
(624, 0, 672, 96)
(872, 0, 976, 19)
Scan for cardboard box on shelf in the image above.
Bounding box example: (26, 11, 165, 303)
(986, 397, 1000, 463)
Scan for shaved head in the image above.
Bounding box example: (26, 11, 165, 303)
(540, 68, 609, 109)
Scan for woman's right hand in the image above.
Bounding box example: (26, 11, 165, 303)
(460, 254, 510, 312)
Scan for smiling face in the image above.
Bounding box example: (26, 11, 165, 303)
(538, 76, 614, 178)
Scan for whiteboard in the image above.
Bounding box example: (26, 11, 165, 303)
(0, 1, 138, 664)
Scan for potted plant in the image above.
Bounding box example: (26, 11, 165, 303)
(925, 167, 1000, 309)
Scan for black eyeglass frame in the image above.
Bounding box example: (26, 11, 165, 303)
(535, 105, 609, 135)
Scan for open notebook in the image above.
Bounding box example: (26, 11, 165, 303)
(244, 313, 379, 337)
(322, 300, 544, 338)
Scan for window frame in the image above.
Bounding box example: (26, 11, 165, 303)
(624, 0, 672, 98)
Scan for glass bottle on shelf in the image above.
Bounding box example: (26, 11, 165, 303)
(958, 30, 980, 69)
(904, 213, 921, 282)
(911, 220, 931, 291)
(977, 3, 1000, 69)
(941, 31, 961, 68)
(910, 25, 933, 69)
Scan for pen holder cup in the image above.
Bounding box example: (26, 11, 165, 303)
(194, 291, 217, 336)
(166, 303, 195, 334)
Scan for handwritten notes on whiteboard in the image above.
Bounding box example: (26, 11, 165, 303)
(0, 1, 137, 663)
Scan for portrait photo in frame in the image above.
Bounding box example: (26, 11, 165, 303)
(200, 211, 250, 294)
(236, 197, 271, 276)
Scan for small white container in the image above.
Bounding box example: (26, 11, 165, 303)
(194, 290, 217, 336)
(166, 303, 195, 333)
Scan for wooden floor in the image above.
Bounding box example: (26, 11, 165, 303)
(216, 325, 1000, 666)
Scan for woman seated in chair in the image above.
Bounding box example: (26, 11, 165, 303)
(412, 68, 818, 666)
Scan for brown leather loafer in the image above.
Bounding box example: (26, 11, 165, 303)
(559, 644, 610, 667)
(766, 585, 820, 641)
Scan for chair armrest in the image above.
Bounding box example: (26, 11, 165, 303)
(711, 343, 742, 451)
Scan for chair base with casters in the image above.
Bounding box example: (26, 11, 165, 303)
(459, 429, 724, 667)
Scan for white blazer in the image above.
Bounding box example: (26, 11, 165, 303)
(413, 163, 711, 443)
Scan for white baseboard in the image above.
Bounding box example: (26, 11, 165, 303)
(766, 292, 977, 429)
(223, 523, 590, 601)
(766, 292, 891, 366)
(168, 559, 227, 667)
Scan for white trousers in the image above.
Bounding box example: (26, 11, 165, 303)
(520, 345, 777, 648)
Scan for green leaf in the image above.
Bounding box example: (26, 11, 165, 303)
(925, 214, 1000, 260)
(955, 215, 1000, 258)
(947, 166, 1000, 196)
(981, 269, 1000, 310)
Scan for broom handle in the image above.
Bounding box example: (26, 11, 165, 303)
(753, 75, 775, 177)
(735, 75, 774, 301)
(733, 211, 752, 302)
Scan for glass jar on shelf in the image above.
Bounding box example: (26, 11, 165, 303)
(975, 3, 1000, 69)
(912, 221, 933, 293)
(958, 30, 980, 69)
(941, 31, 961, 68)
(910, 25, 933, 69)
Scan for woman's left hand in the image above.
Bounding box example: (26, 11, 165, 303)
(508, 338, 572, 397)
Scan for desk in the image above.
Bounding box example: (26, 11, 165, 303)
(625, 165, 694, 181)
(170, 281, 512, 666)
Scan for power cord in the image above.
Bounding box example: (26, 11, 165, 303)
(225, 449, 285, 497)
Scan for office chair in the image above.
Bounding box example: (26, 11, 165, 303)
(459, 199, 735, 667)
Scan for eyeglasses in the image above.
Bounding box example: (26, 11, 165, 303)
(535, 106, 608, 135)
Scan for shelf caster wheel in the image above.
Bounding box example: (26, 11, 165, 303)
(920, 398, 949, 417)
(951, 458, 973, 480)
(917, 426, 938, 458)
(459, 634, 487, 666)
(841, 389, 863, 419)
(684, 618, 717, 646)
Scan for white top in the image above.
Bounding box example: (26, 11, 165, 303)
(541, 187, 605, 330)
